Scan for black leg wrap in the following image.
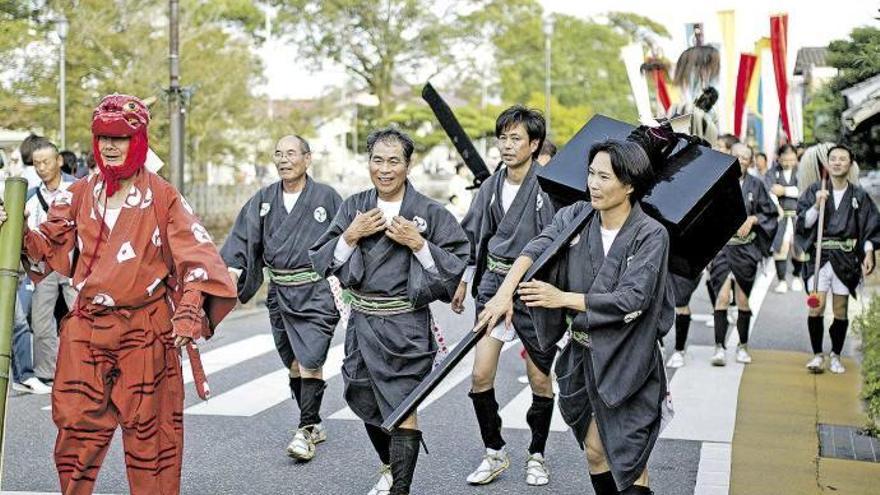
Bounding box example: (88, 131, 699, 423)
(469, 389, 505, 450)
(714, 310, 729, 348)
(792, 259, 803, 277)
(830, 318, 849, 355)
(389, 428, 422, 495)
(674, 314, 691, 351)
(808, 316, 824, 354)
(526, 394, 554, 455)
(620, 484, 653, 494)
(289, 376, 302, 407)
(365, 423, 391, 465)
(775, 260, 788, 281)
(590, 471, 619, 495)
(737, 310, 752, 345)
(298, 378, 326, 428)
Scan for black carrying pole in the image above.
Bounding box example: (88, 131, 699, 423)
(381, 322, 487, 433)
(422, 83, 491, 188)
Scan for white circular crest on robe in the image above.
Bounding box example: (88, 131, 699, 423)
(52, 190, 73, 207)
(569, 233, 580, 246)
(413, 216, 427, 233)
(260, 202, 271, 217)
(140, 188, 154, 209)
(536, 195, 544, 211)
(853, 197, 859, 209)
(152, 227, 162, 247)
(185, 267, 209, 283)
(93, 293, 115, 306)
(124, 186, 143, 208)
(191, 223, 212, 244)
(116, 241, 136, 263)
(314, 206, 327, 223)
(180, 195, 194, 215)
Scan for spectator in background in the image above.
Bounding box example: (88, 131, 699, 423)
(18, 134, 45, 188)
(715, 133, 739, 154)
(77, 151, 98, 179)
(755, 152, 769, 177)
(537, 139, 557, 165)
(59, 150, 77, 176)
(24, 137, 77, 384)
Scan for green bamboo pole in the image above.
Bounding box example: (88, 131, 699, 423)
(0, 177, 28, 482)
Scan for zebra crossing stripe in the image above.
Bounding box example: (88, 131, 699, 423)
(498, 384, 568, 432)
(181, 334, 275, 384)
(185, 343, 345, 417)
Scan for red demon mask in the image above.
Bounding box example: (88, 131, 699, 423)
(91, 94, 151, 196)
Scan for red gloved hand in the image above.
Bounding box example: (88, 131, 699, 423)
(171, 290, 208, 340)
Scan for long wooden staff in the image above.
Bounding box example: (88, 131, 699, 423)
(807, 169, 828, 308)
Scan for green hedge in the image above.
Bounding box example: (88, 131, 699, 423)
(854, 294, 880, 435)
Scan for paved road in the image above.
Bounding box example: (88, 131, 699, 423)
(2, 265, 849, 494)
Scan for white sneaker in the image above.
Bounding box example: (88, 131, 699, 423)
(310, 423, 327, 444)
(367, 464, 393, 495)
(806, 354, 825, 374)
(525, 452, 549, 486)
(791, 278, 804, 292)
(774, 281, 789, 293)
(666, 351, 686, 368)
(466, 448, 510, 485)
(829, 353, 846, 374)
(19, 377, 52, 395)
(287, 427, 316, 461)
(710, 345, 727, 366)
(736, 344, 752, 364)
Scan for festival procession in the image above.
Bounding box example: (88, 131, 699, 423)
(0, 1, 879, 494)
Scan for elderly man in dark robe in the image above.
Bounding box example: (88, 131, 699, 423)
(222, 134, 342, 461)
(477, 139, 674, 495)
(310, 128, 469, 495)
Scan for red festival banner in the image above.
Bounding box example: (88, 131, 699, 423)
(734, 53, 758, 139)
(653, 70, 671, 113)
(770, 14, 791, 142)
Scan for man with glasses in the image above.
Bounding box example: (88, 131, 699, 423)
(453, 105, 557, 487)
(222, 135, 342, 461)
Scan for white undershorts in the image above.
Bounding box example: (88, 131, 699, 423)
(489, 321, 517, 342)
(807, 262, 850, 296)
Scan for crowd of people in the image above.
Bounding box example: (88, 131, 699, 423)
(1, 90, 877, 495)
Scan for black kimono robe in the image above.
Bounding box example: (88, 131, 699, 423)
(461, 162, 557, 374)
(766, 165, 803, 254)
(520, 201, 674, 490)
(795, 181, 880, 296)
(221, 176, 342, 369)
(309, 182, 469, 426)
(708, 174, 778, 296)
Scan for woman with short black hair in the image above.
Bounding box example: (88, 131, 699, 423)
(477, 138, 674, 494)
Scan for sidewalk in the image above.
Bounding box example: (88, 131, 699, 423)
(731, 350, 880, 494)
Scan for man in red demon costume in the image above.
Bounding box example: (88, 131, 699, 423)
(0, 94, 237, 494)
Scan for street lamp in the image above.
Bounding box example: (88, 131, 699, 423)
(543, 16, 553, 138)
(56, 14, 68, 149)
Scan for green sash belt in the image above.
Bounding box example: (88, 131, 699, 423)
(268, 267, 322, 286)
(343, 290, 417, 316)
(727, 232, 757, 246)
(783, 210, 797, 218)
(566, 315, 592, 348)
(820, 238, 857, 252)
(487, 254, 514, 275)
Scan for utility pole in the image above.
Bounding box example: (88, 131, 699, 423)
(543, 16, 554, 139)
(57, 15, 68, 149)
(169, 0, 185, 191)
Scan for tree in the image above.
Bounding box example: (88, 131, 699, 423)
(0, 0, 269, 182)
(804, 26, 880, 166)
(271, 0, 472, 121)
(467, 0, 647, 141)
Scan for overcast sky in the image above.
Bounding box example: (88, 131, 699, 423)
(259, 0, 879, 100)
